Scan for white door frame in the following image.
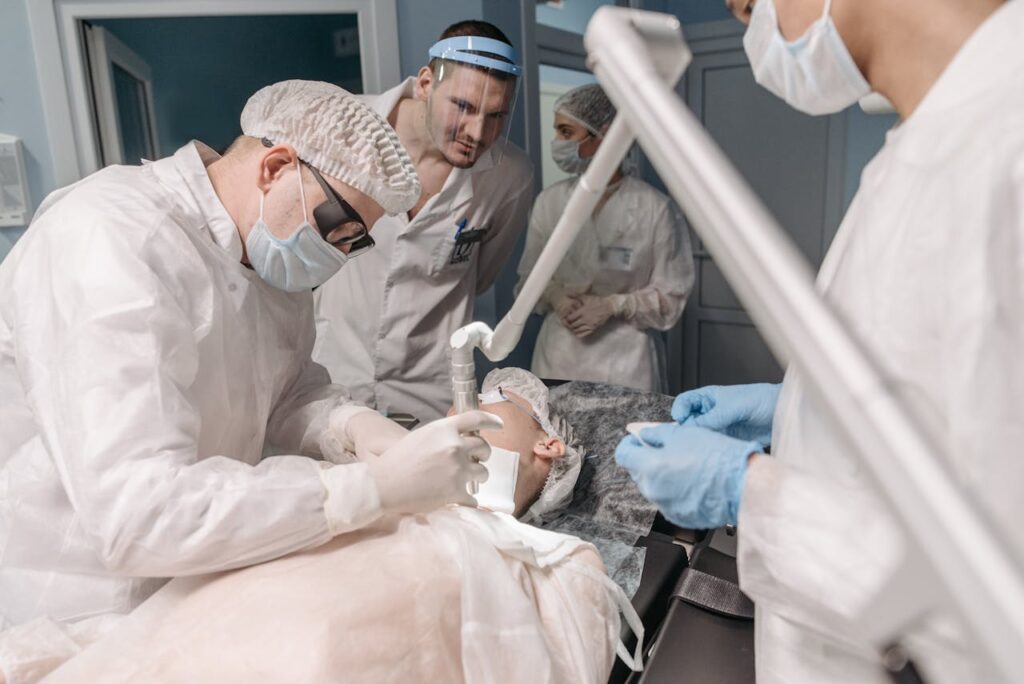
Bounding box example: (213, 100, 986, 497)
(26, 0, 400, 185)
(84, 24, 160, 165)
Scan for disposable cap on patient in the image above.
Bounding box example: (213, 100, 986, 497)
(240, 80, 421, 215)
(482, 368, 583, 521)
(554, 84, 616, 138)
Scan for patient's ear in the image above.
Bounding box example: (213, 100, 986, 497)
(534, 437, 566, 464)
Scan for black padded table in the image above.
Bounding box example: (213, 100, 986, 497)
(608, 531, 689, 684)
(627, 541, 755, 684)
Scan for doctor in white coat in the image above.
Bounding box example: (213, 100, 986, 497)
(313, 20, 534, 422)
(617, 0, 1023, 682)
(0, 80, 499, 684)
(517, 84, 694, 391)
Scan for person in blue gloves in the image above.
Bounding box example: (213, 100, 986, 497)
(617, 384, 779, 529)
(616, 0, 1021, 682)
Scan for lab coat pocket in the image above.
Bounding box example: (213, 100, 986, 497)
(428, 226, 486, 279)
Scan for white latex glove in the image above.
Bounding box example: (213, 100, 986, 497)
(565, 294, 616, 338)
(343, 411, 410, 462)
(366, 411, 503, 514)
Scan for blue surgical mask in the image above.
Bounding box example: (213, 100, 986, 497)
(551, 138, 591, 175)
(245, 163, 347, 292)
(743, 0, 870, 116)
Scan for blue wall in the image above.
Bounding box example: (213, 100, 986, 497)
(397, 0, 483, 79)
(537, 0, 732, 35)
(536, 0, 615, 33)
(96, 15, 362, 158)
(844, 107, 898, 209)
(649, 0, 734, 24)
(0, 0, 56, 253)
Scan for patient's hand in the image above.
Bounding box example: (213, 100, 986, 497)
(345, 411, 410, 461)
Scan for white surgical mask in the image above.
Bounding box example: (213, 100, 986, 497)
(245, 163, 347, 292)
(551, 138, 591, 175)
(743, 0, 870, 116)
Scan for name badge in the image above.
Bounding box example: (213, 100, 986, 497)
(600, 246, 634, 271)
(449, 220, 487, 265)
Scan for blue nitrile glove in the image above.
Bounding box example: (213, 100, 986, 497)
(615, 423, 761, 529)
(671, 383, 781, 449)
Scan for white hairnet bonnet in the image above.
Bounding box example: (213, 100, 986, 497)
(554, 83, 616, 138)
(481, 368, 583, 521)
(240, 80, 420, 215)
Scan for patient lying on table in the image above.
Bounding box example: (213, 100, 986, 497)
(41, 369, 640, 684)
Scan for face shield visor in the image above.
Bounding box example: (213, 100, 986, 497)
(426, 36, 522, 168)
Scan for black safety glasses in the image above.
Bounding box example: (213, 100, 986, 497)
(305, 164, 375, 258)
(260, 138, 375, 258)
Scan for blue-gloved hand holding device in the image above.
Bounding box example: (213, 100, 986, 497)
(672, 383, 781, 449)
(615, 423, 762, 530)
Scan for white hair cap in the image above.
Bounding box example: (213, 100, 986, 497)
(481, 368, 583, 521)
(554, 83, 616, 138)
(240, 80, 421, 215)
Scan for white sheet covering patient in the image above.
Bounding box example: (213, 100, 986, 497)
(37, 370, 641, 684)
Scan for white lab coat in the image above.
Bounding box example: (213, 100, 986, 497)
(313, 78, 534, 422)
(0, 143, 382, 642)
(738, 4, 1024, 682)
(518, 176, 694, 391)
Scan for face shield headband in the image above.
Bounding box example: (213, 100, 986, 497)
(428, 36, 522, 77)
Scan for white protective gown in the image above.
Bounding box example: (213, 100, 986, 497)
(42, 508, 642, 684)
(0, 143, 383, 647)
(518, 176, 694, 392)
(313, 78, 534, 422)
(738, 4, 1024, 682)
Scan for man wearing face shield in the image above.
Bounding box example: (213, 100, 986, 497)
(0, 80, 503, 683)
(312, 21, 535, 423)
(615, 0, 1023, 682)
(516, 84, 695, 392)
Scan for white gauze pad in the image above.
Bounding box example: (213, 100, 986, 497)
(473, 446, 520, 515)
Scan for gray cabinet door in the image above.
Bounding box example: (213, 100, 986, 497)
(666, 22, 847, 392)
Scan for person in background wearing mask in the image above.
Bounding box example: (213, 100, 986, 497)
(617, 0, 1023, 681)
(0, 80, 501, 684)
(516, 84, 694, 392)
(313, 20, 534, 422)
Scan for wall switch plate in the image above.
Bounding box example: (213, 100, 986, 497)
(0, 135, 30, 227)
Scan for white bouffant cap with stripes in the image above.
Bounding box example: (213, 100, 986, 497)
(241, 80, 420, 215)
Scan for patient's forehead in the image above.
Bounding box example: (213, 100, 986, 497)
(446, 392, 540, 429)
(479, 392, 537, 436)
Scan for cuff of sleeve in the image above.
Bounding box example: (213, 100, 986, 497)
(736, 453, 776, 526)
(538, 284, 567, 314)
(320, 405, 377, 461)
(317, 462, 384, 536)
(726, 444, 763, 525)
(606, 294, 636, 319)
